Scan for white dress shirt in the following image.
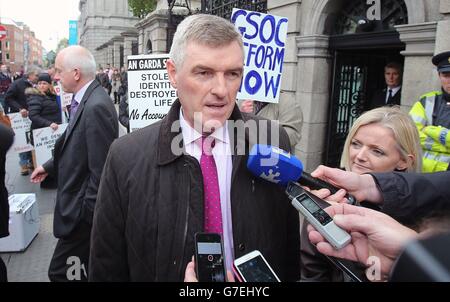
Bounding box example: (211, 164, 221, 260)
(179, 109, 235, 273)
(385, 86, 401, 103)
(73, 80, 95, 105)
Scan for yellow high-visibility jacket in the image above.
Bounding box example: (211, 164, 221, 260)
(409, 91, 450, 172)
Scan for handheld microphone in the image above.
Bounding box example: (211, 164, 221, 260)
(247, 144, 357, 205)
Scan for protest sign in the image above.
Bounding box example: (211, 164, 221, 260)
(32, 123, 68, 166)
(231, 9, 288, 103)
(8, 113, 33, 153)
(127, 54, 177, 132)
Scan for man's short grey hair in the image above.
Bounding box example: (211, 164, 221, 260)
(26, 66, 41, 77)
(60, 46, 97, 80)
(169, 14, 244, 68)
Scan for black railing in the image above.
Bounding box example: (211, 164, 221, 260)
(201, 0, 267, 19)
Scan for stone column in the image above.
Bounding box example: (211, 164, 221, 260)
(268, 0, 303, 158)
(138, 29, 145, 55)
(295, 35, 331, 171)
(95, 44, 107, 68)
(106, 43, 114, 66)
(152, 18, 169, 53)
(396, 22, 438, 109)
(112, 37, 124, 68)
(436, 1, 450, 53)
(122, 30, 139, 66)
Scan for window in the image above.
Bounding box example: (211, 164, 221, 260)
(333, 0, 408, 35)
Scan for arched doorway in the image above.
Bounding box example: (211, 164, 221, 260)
(323, 0, 409, 167)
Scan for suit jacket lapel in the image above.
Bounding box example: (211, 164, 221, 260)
(62, 81, 99, 152)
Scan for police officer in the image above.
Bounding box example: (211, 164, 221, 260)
(410, 51, 450, 172)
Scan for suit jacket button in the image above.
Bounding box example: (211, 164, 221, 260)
(238, 243, 245, 251)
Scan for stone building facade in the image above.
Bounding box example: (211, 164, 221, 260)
(78, 0, 139, 68)
(135, 0, 201, 55)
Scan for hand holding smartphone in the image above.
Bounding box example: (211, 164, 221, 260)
(233, 250, 280, 282)
(194, 233, 226, 282)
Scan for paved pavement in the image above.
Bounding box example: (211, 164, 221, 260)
(1, 105, 127, 282)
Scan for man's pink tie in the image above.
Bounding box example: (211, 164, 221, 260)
(200, 135, 223, 234)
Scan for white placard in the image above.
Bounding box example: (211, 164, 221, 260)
(8, 113, 33, 153)
(231, 9, 288, 103)
(32, 123, 68, 166)
(54, 84, 73, 108)
(127, 54, 178, 132)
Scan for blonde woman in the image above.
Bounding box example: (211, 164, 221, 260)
(26, 73, 61, 138)
(301, 106, 422, 282)
(340, 106, 422, 173)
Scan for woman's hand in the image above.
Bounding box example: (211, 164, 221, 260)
(50, 123, 59, 131)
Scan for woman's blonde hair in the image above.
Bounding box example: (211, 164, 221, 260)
(36, 82, 56, 96)
(340, 106, 422, 172)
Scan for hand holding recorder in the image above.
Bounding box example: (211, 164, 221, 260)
(307, 203, 418, 281)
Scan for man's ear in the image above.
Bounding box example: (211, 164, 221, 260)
(166, 59, 177, 89)
(74, 68, 81, 81)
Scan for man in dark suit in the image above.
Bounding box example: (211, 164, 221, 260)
(366, 62, 403, 111)
(0, 123, 14, 282)
(31, 46, 118, 282)
(89, 14, 300, 282)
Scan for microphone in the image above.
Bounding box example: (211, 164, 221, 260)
(247, 144, 357, 205)
(248, 145, 363, 282)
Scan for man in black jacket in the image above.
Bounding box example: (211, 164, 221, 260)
(5, 67, 39, 175)
(365, 62, 402, 111)
(89, 14, 300, 282)
(30, 46, 118, 282)
(0, 123, 14, 282)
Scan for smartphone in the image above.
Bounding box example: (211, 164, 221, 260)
(194, 233, 226, 282)
(285, 181, 351, 250)
(233, 250, 281, 282)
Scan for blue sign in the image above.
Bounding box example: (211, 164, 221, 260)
(231, 9, 288, 104)
(69, 20, 78, 46)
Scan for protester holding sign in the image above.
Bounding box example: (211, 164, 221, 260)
(26, 73, 62, 144)
(5, 67, 40, 175)
(231, 9, 288, 103)
(26, 73, 63, 188)
(234, 9, 302, 157)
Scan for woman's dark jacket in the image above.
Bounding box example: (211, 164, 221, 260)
(26, 88, 62, 132)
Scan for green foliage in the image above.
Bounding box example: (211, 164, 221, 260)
(56, 38, 69, 54)
(128, 0, 157, 18)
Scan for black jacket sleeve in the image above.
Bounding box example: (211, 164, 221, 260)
(0, 123, 14, 154)
(1, 123, 14, 237)
(389, 232, 450, 282)
(4, 81, 22, 112)
(372, 172, 450, 224)
(89, 141, 129, 281)
(118, 94, 129, 130)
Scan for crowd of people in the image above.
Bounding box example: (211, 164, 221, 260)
(0, 13, 450, 283)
